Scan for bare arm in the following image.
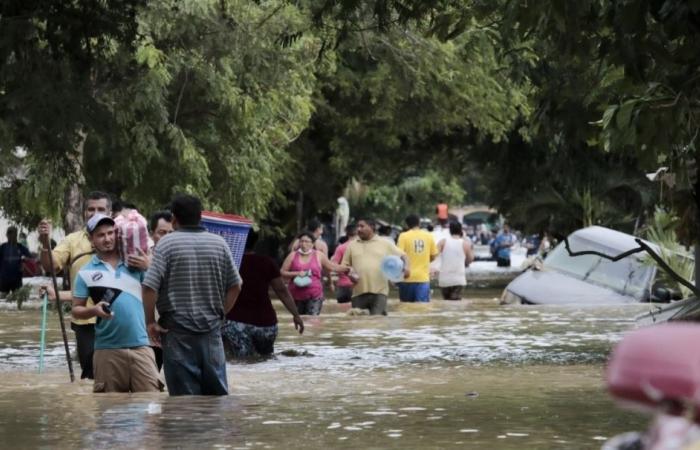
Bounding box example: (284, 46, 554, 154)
(72, 297, 111, 321)
(280, 253, 302, 278)
(142, 285, 167, 345)
(223, 283, 242, 315)
(41, 286, 73, 302)
(143, 286, 158, 326)
(319, 253, 349, 273)
(400, 254, 411, 279)
(463, 240, 474, 265)
(271, 277, 304, 334)
(37, 219, 63, 273)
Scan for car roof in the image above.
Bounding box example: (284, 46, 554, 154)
(570, 226, 659, 258)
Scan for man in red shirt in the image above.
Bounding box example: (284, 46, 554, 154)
(223, 230, 304, 359)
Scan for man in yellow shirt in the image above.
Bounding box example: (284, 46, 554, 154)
(397, 214, 438, 302)
(342, 218, 409, 315)
(38, 191, 112, 379)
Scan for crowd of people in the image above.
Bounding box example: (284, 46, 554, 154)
(0, 192, 531, 396)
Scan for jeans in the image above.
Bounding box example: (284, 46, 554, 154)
(162, 328, 228, 396)
(295, 298, 323, 315)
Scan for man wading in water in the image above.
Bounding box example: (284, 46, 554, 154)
(342, 218, 409, 315)
(38, 191, 112, 380)
(72, 214, 160, 393)
(143, 194, 242, 395)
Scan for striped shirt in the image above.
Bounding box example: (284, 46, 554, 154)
(143, 226, 241, 333)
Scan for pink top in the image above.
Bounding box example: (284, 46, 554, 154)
(288, 250, 324, 301)
(331, 241, 353, 287)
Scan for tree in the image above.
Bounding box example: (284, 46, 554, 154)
(0, 0, 319, 229)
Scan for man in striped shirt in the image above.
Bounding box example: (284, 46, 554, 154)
(143, 194, 242, 396)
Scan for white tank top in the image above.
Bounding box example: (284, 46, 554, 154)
(438, 236, 467, 287)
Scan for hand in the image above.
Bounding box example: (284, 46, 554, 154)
(293, 315, 304, 335)
(147, 322, 168, 346)
(127, 248, 150, 270)
(94, 301, 113, 319)
(403, 268, 411, 279)
(37, 219, 52, 246)
(39, 285, 56, 301)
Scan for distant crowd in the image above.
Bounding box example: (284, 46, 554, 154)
(0, 192, 546, 396)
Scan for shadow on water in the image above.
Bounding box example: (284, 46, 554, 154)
(0, 295, 653, 449)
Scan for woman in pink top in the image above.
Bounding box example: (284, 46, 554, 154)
(281, 231, 350, 315)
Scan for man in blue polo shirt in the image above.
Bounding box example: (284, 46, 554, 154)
(72, 213, 160, 393)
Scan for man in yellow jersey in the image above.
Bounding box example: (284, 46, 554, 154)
(397, 214, 438, 302)
(37, 191, 112, 379)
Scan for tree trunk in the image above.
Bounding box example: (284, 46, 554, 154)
(62, 131, 87, 233)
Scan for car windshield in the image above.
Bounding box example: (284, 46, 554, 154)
(543, 236, 653, 299)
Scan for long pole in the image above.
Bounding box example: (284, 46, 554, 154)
(46, 252, 75, 382)
(38, 292, 49, 373)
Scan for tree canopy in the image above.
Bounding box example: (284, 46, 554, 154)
(1, 0, 698, 246)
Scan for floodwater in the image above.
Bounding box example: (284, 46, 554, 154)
(0, 290, 650, 449)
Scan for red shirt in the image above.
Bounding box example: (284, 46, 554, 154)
(331, 241, 353, 287)
(226, 253, 280, 327)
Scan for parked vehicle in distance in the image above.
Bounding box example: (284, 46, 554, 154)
(500, 226, 683, 305)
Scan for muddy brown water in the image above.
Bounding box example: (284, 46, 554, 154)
(0, 290, 651, 449)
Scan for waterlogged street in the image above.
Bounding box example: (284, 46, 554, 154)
(0, 292, 649, 449)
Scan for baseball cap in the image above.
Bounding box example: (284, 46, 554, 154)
(86, 213, 115, 234)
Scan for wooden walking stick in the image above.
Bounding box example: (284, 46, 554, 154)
(46, 247, 75, 382)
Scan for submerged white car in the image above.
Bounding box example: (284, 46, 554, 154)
(501, 226, 677, 305)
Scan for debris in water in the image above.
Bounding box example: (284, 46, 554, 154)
(465, 391, 479, 398)
(147, 403, 161, 415)
(280, 349, 313, 357)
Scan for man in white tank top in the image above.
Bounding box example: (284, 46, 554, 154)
(437, 222, 474, 300)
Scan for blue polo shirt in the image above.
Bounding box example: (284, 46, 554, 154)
(73, 255, 149, 350)
(493, 232, 516, 259)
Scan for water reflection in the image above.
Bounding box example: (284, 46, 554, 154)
(0, 297, 650, 449)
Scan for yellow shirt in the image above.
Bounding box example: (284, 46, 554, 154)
(397, 228, 438, 283)
(52, 230, 95, 325)
(341, 236, 405, 296)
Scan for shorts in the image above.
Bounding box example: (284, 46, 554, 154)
(440, 286, 463, 300)
(351, 293, 387, 316)
(335, 286, 353, 303)
(222, 320, 278, 359)
(93, 346, 161, 393)
(398, 282, 431, 302)
(296, 298, 323, 315)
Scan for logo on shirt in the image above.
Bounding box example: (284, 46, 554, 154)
(91, 272, 103, 282)
(413, 240, 425, 253)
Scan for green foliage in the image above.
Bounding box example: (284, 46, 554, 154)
(643, 207, 695, 296)
(4, 285, 32, 309)
(346, 171, 465, 224)
(4, 0, 696, 249)
(1, 0, 319, 225)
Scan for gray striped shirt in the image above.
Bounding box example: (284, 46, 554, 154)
(143, 227, 241, 333)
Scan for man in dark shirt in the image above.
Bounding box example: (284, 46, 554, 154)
(223, 230, 303, 359)
(0, 226, 31, 294)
